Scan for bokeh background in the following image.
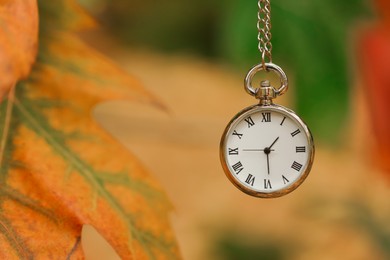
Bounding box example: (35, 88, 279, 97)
(77, 0, 390, 259)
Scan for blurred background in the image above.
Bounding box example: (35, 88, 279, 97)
(77, 0, 390, 259)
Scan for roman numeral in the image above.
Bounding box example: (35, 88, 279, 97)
(245, 174, 255, 186)
(261, 112, 271, 122)
(228, 148, 239, 155)
(264, 179, 272, 189)
(280, 116, 286, 126)
(232, 161, 244, 174)
(282, 175, 290, 185)
(291, 161, 303, 172)
(245, 116, 255, 128)
(296, 146, 306, 153)
(232, 130, 243, 139)
(291, 129, 301, 137)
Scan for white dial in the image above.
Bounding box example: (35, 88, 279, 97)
(220, 104, 314, 198)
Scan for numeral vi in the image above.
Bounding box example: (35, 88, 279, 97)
(264, 179, 272, 189)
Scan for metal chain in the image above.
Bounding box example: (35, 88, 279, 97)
(257, 0, 272, 67)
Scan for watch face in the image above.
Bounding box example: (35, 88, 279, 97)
(220, 104, 314, 198)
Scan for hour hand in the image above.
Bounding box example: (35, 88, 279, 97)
(268, 137, 279, 149)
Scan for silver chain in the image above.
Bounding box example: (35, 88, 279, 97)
(257, 0, 272, 67)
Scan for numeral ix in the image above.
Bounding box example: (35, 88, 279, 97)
(228, 148, 239, 155)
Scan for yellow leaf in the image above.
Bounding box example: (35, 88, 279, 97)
(0, 0, 38, 100)
(0, 0, 180, 258)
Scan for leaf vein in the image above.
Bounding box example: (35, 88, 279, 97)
(0, 214, 33, 259)
(0, 86, 15, 176)
(14, 97, 166, 258)
(66, 236, 81, 260)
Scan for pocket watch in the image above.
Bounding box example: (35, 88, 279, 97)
(220, 63, 315, 198)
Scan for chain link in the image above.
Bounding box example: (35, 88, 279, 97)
(257, 0, 272, 67)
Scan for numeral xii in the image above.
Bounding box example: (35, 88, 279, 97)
(261, 112, 271, 122)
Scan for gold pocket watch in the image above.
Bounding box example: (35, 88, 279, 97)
(220, 0, 315, 198)
(220, 63, 315, 198)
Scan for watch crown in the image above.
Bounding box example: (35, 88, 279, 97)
(261, 80, 271, 88)
(256, 80, 277, 104)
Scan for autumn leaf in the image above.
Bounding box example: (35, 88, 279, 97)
(0, 0, 180, 258)
(0, 0, 38, 101)
(358, 0, 390, 173)
(375, 0, 390, 25)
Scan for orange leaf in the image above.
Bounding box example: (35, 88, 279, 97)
(374, 0, 390, 25)
(0, 0, 180, 258)
(0, 0, 38, 101)
(358, 10, 390, 173)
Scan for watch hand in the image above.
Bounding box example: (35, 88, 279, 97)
(243, 149, 275, 152)
(264, 137, 278, 175)
(268, 137, 279, 149)
(266, 153, 270, 174)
